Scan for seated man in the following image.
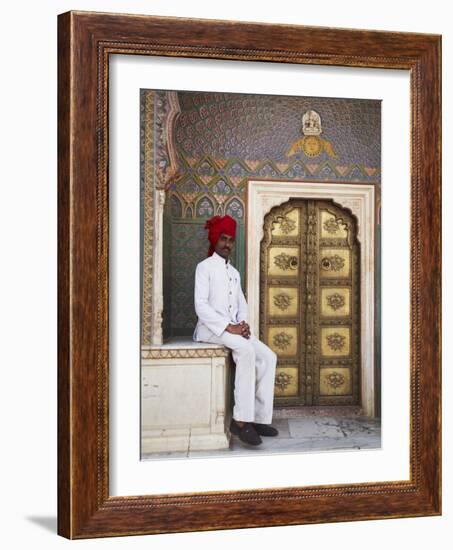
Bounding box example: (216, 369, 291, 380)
(193, 214, 278, 446)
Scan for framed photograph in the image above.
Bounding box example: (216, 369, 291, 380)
(58, 11, 441, 538)
(139, 87, 381, 459)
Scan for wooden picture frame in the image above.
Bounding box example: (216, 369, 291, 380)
(58, 10, 441, 538)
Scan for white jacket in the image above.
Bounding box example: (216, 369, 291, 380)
(193, 251, 249, 340)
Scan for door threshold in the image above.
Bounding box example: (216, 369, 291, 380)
(273, 405, 365, 418)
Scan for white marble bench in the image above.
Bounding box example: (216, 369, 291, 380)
(141, 338, 233, 455)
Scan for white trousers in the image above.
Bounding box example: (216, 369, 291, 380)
(197, 326, 277, 424)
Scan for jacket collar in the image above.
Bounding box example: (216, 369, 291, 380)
(212, 251, 231, 265)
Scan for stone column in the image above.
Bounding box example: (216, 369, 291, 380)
(151, 188, 166, 345)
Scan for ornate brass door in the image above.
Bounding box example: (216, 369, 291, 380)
(260, 199, 360, 407)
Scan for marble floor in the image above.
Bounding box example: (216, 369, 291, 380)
(142, 415, 381, 460)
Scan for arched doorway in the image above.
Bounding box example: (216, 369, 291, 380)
(260, 198, 361, 408)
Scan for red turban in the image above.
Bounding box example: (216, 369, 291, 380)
(204, 215, 237, 257)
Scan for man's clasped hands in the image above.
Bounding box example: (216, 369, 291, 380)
(226, 320, 251, 339)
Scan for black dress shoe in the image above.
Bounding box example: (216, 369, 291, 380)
(252, 423, 279, 437)
(230, 420, 262, 446)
